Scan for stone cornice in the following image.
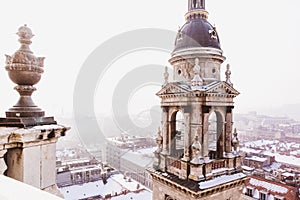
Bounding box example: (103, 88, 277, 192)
(148, 168, 248, 199)
(170, 47, 225, 64)
(0, 125, 69, 150)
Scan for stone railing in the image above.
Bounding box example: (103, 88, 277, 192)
(167, 156, 181, 170)
(212, 159, 226, 170)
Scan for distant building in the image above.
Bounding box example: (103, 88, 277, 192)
(120, 147, 155, 189)
(242, 176, 300, 200)
(243, 156, 271, 168)
(105, 135, 156, 189)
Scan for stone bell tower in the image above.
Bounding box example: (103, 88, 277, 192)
(149, 1, 248, 200)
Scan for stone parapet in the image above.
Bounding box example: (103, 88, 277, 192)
(0, 124, 69, 197)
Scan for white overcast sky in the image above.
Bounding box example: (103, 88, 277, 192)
(0, 0, 299, 118)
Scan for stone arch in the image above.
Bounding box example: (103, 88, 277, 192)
(169, 108, 185, 158)
(207, 107, 225, 159)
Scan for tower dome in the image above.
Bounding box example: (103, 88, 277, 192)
(169, 0, 225, 84)
(174, 18, 221, 52)
(174, 0, 221, 52)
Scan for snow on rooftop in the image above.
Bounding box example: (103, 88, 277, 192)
(239, 147, 261, 154)
(244, 140, 277, 147)
(111, 189, 152, 200)
(60, 177, 123, 200)
(242, 166, 254, 171)
(275, 154, 300, 167)
(249, 178, 288, 194)
(121, 147, 155, 168)
(282, 172, 295, 177)
(245, 156, 267, 162)
(199, 173, 246, 189)
(60, 174, 152, 200)
(262, 150, 276, 157)
(111, 174, 146, 191)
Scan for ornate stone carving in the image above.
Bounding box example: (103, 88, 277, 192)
(0, 25, 56, 127)
(156, 127, 163, 153)
(191, 135, 204, 164)
(232, 128, 239, 155)
(225, 64, 233, 87)
(191, 58, 203, 90)
(163, 66, 169, 85)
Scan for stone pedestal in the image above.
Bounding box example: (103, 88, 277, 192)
(179, 159, 189, 180)
(153, 151, 160, 170)
(189, 163, 204, 181)
(204, 161, 213, 180)
(159, 153, 168, 172)
(234, 156, 242, 171)
(2, 125, 69, 197)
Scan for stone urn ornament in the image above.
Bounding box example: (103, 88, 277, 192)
(0, 25, 56, 127)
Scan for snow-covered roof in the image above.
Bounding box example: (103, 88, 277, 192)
(59, 174, 152, 200)
(111, 189, 152, 200)
(245, 176, 299, 199)
(121, 147, 155, 168)
(249, 178, 288, 194)
(244, 140, 278, 147)
(245, 156, 267, 162)
(275, 154, 300, 167)
(242, 165, 254, 171)
(239, 147, 261, 154)
(282, 172, 295, 177)
(199, 173, 246, 189)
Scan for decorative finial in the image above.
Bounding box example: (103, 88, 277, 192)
(191, 58, 203, 90)
(209, 26, 218, 40)
(191, 135, 204, 164)
(163, 66, 169, 86)
(187, 0, 208, 20)
(225, 64, 233, 87)
(232, 128, 239, 154)
(0, 25, 57, 127)
(156, 127, 163, 153)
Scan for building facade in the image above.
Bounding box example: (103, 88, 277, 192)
(149, 1, 248, 199)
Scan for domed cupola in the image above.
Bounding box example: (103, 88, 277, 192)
(169, 0, 225, 84)
(174, 0, 221, 52)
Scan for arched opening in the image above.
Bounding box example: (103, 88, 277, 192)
(208, 112, 217, 151)
(170, 110, 185, 157)
(208, 111, 224, 159)
(192, 0, 197, 9)
(200, 0, 205, 9)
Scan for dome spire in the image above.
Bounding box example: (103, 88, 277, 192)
(186, 0, 208, 20)
(189, 0, 205, 10)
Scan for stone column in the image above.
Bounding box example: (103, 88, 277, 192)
(216, 121, 225, 158)
(161, 107, 169, 155)
(225, 107, 233, 154)
(182, 112, 190, 161)
(202, 113, 210, 158)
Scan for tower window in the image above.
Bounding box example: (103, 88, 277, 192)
(175, 111, 184, 150)
(178, 69, 182, 75)
(208, 112, 217, 151)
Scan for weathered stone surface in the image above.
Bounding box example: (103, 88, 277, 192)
(41, 143, 56, 189)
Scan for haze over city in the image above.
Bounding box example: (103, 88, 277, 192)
(0, 1, 298, 122)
